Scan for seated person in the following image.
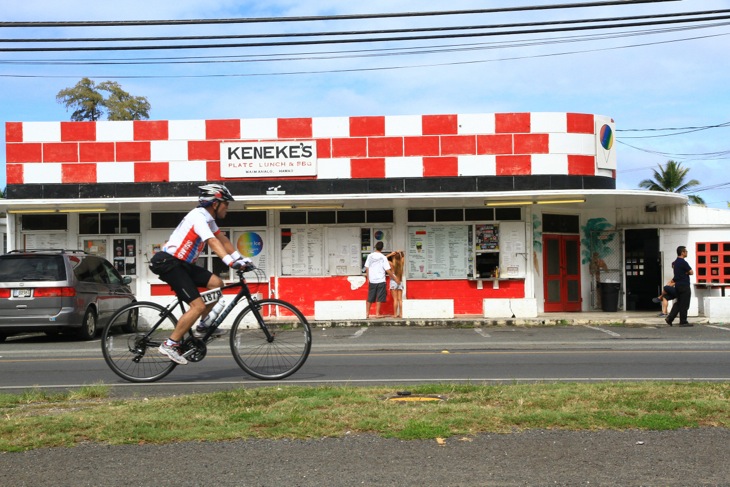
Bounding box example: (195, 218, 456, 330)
(652, 279, 676, 317)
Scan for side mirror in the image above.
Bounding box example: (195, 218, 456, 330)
(122, 276, 133, 285)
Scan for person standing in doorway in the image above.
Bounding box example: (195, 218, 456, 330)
(365, 241, 400, 319)
(665, 246, 694, 327)
(387, 250, 405, 318)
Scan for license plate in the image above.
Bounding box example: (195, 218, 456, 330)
(200, 288, 222, 305)
(13, 289, 32, 298)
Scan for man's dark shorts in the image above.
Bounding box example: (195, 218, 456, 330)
(149, 252, 212, 304)
(368, 282, 387, 303)
(664, 285, 677, 300)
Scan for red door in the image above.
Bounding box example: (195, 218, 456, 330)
(543, 235, 581, 312)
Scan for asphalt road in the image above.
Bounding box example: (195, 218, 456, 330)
(2, 324, 730, 486)
(1, 323, 730, 396)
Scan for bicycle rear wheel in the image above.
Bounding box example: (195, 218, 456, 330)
(101, 301, 178, 383)
(230, 299, 312, 380)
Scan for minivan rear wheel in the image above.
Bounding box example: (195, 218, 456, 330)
(77, 308, 97, 341)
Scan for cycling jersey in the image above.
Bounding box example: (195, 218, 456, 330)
(163, 207, 220, 263)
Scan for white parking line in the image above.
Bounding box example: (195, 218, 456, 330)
(707, 325, 730, 332)
(584, 325, 621, 337)
(352, 327, 369, 338)
(474, 328, 491, 338)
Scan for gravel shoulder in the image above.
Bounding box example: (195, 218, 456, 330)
(1, 429, 729, 486)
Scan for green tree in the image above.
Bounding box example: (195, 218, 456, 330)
(638, 160, 705, 206)
(56, 77, 104, 121)
(56, 78, 150, 121)
(98, 81, 150, 120)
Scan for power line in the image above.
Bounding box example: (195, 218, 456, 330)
(0, 0, 679, 27)
(2, 13, 727, 53)
(4, 8, 726, 44)
(1, 22, 725, 67)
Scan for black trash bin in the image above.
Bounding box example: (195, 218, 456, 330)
(600, 282, 620, 312)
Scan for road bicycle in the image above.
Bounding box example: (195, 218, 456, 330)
(101, 265, 312, 383)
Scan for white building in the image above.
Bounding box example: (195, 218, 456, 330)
(3, 112, 729, 322)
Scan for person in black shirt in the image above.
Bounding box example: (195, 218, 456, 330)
(665, 246, 693, 327)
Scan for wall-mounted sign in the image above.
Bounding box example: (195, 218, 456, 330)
(220, 141, 317, 178)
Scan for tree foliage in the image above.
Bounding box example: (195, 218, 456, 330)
(56, 78, 150, 121)
(638, 160, 705, 206)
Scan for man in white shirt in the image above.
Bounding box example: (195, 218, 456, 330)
(364, 241, 400, 319)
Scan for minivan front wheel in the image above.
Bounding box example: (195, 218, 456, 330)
(77, 308, 97, 341)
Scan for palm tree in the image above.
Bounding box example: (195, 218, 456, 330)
(638, 160, 705, 206)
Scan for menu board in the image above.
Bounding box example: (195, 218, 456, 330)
(498, 221, 526, 278)
(407, 225, 468, 279)
(24, 233, 68, 250)
(327, 227, 362, 276)
(281, 227, 324, 276)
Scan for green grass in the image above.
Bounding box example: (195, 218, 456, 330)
(1, 382, 729, 452)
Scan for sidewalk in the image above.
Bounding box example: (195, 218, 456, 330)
(314, 310, 712, 327)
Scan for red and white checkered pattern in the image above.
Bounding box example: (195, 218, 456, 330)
(4, 112, 613, 185)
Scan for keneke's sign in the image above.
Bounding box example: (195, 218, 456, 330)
(221, 141, 317, 178)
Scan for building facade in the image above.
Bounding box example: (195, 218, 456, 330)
(4, 112, 729, 322)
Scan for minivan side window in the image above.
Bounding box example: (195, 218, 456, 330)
(101, 260, 124, 285)
(74, 256, 103, 283)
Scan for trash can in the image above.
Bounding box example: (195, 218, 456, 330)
(600, 282, 620, 312)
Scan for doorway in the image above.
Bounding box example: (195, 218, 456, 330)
(543, 234, 581, 312)
(80, 236, 139, 295)
(624, 229, 661, 311)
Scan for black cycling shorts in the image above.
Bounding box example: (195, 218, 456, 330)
(149, 252, 213, 304)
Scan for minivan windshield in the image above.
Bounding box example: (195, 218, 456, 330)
(0, 255, 66, 282)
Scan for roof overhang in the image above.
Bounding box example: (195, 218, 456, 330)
(0, 189, 688, 213)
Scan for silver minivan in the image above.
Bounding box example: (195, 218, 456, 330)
(0, 250, 135, 341)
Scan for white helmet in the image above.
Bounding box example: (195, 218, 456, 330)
(198, 184, 234, 204)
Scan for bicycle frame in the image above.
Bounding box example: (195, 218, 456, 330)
(143, 269, 273, 343)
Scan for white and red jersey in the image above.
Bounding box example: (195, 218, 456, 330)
(163, 207, 220, 264)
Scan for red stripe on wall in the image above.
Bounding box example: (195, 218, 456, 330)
(568, 155, 596, 175)
(134, 162, 169, 182)
(278, 118, 312, 139)
(6, 122, 23, 143)
(514, 134, 549, 154)
(332, 137, 367, 158)
(43, 143, 79, 163)
(6, 164, 23, 184)
(116, 141, 151, 161)
(441, 135, 476, 155)
(350, 116, 385, 137)
(368, 137, 404, 157)
(189, 140, 220, 160)
(476, 134, 513, 155)
(134, 120, 168, 141)
(61, 121, 96, 142)
(496, 155, 531, 175)
(423, 156, 458, 177)
(79, 142, 114, 162)
(404, 136, 440, 157)
(422, 114, 458, 135)
(206, 119, 240, 140)
(6, 143, 41, 163)
(496, 113, 531, 133)
(351, 158, 385, 178)
(567, 113, 595, 134)
(62, 163, 97, 183)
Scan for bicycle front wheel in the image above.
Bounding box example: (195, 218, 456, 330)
(101, 301, 178, 383)
(230, 299, 312, 380)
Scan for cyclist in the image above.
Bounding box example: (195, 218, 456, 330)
(150, 183, 249, 364)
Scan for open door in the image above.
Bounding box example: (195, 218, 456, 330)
(543, 234, 581, 312)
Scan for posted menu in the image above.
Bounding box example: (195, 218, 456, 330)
(408, 225, 468, 279)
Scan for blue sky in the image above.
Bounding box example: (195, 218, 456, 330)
(2, 0, 729, 207)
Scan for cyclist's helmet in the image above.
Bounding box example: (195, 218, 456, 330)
(198, 184, 234, 206)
